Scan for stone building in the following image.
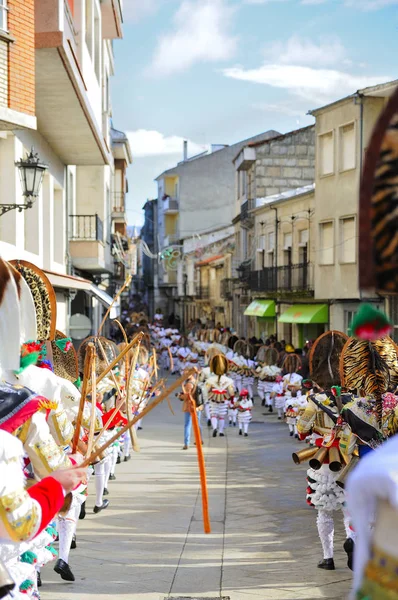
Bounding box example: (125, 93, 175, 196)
(231, 126, 316, 340)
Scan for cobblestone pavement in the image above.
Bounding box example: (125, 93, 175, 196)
(41, 383, 352, 600)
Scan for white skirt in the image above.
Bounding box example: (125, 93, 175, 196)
(237, 410, 252, 424)
(210, 401, 228, 418)
(306, 464, 345, 511)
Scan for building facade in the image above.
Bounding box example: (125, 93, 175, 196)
(232, 126, 316, 345)
(311, 81, 397, 335)
(0, 0, 132, 340)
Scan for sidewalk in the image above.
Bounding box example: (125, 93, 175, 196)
(41, 387, 352, 600)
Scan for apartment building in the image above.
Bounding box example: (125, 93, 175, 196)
(0, 0, 131, 337)
(311, 80, 397, 335)
(154, 130, 280, 318)
(231, 126, 316, 344)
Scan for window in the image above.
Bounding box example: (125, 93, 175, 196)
(103, 71, 110, 113)
(267, 231, 275, 252)
(283, 232, 292, 249)
(319, 132, 334, 176)
(340, 123, 356, 172)
(93, 3, 101, 82)
(319, 221, 334, 265)
(0, 0, 8, 31)
(267, 251, 274, 268)
(258, 234, 266, 251)
(344, 310, 356, 335)
(85, 0, 93, 59)
(299, 229, 309, 245)
(340, 216, 356, 263)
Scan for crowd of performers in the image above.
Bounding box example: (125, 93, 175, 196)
(0, 258, 157, 599)
(2, 264, 398, 600)
(153, 306, 398, 598)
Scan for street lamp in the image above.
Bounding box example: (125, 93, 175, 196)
(0, 147, 48, 216)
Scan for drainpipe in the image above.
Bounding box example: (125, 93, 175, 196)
(270, 205, 278, 269)
(355, 92, 365, 302)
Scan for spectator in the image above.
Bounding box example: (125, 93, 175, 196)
(179, 372, 203, 450)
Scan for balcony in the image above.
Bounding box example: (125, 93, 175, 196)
(162, 196, 179, 214)
(198, 286, 210, 300)
(248, 263, 313, 293)
(112, 192, 126, 218)
(237, 260, 252, 286)
(69, 214, 112, 273)
(221, 278, 234, 300)
(164, 234, 180, 247)
(34, 1, 112, 165)
(240, 199, 254, 228)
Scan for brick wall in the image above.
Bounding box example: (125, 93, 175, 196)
(8, 0, 35, 115)
(252, 126, 315, 198)
(0, 40, 7, 106)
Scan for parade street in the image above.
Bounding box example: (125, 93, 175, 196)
(41, 382, 351, 600)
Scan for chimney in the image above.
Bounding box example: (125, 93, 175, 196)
(183, 140, 188, 161)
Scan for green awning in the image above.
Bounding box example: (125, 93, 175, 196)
(244, 300, 276, 318)
(278, 304, 328, 324)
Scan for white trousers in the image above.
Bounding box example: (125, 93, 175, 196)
(210, 401, 228, 434)
(317, 509, 353, 559)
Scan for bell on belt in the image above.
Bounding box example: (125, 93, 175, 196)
(292, 446, 319, 465)
(0, 559, 15, 599)
(309, 446, 329, 470)
(336, 455, 360, 489)
(328, 446, 342, 472)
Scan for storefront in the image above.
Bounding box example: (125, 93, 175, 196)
(278, 303, 328, 348)
(244, 300, 276, 341)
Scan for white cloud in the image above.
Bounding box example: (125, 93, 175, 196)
(252, 102, 307, 117)
(244, 0, 397, 7)
(345, 0, 398, 8)
(122, 0, 160, 22)
(127, 129, 207, 158)
(223, 64, 391, 104)
(148, 0, 237, 76)
(265, 35, 347, 67)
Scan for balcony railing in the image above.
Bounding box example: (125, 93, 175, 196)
(69, 214, 103, 242)
(162, 196, 179, 213)
(240, 199, 254, 226)
(198, 286, 210, 300)
(221, 278, 234, 300)
(248, 263, 313, 293)
(112, 192, 125, 213)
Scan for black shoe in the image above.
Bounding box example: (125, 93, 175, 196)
(93, 499, 109, 514)
(109, 473, 116, 481)
(269, 406, 273, 413)
(261, 399, 265, 406)
(278, 417, 282, 420)
(70, 534, 77, 549)
(103, 488, 109, 496)
(233, 422, 236, 427)
(219, 433, 225, 437)
(344, 538, 354, 571)
(124, 455, 131, 462)
(290, 431, 294, 436)
(317, 558, 335, 571)
(213, 430, 217, 438)
(54, 559, 75, 582)
(116, 456, 121, 464)
(244, 433, 248, 437)
(239, 430, 242, 435)
(207, 419, 211, 427)
(138, 427, 143, 431)
(37, 572, 42, 588)
(79, 502, 86, 520)
(295, 434, 299, 439)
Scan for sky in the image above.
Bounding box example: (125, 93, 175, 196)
(111, 0, 398, 227)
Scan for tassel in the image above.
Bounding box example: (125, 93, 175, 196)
(15, 351, 40, 374)
(20, 551, 37, 565)
(19, 579, 34, 593)
(74, 377, 82, 389)
(38, 399, 58, 411)
(350, 304, 392, 341)
(55, 338, 73, 353)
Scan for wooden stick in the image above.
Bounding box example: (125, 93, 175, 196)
(71, 343, 94, 454)
(168, 346, 174, 373)
(80, 371, 194, 468)
(86, 346, 97, 458)
(152, 348, 158, 380)
(97, 275, 132, 336)
(87, 333, 143, 394)
(191, 398, 211, 534)
(125, 344, 142, 452)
